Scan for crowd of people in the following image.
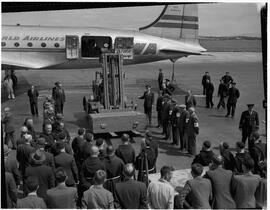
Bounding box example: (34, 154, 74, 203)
(1, 70, 267, 209)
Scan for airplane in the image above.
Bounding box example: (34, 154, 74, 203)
(2, 4, 207, 71)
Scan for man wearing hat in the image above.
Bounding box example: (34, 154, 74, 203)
(165, 79, 175, 93)
(36, 138, 55, 172)
(226, 82, 240, 118)
(25, 150, 55, 198)
(170, 103, 181, 145)
(217, 79, 227, 109)
(145, 130, 158, 171)
(138, 85, 154, 126)
(205, 79, 214, 108)
(27, 85, 39, 116)
(161, 95, 173, 140)
(239, 104, 259, 146)
(157, 68, 164, 90)
(156, 90, 164, 128)
(221, 72, 234, 89)
(187, 107, 199, 156)
(52, 81, 66, 114)
(179, 104, 189, 152)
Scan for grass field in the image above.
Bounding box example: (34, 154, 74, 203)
(200, 40, 262, 52)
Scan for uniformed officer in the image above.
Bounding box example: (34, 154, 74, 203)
(239, 104, 259, 146)
(201, 71, 211, 95)
(171, 103, 181, 145)
(187, 107, 199, 156)
(226, 82, 240, 118)
(217, 79, 227, 109)
(156, 90, 164, 128)
(205, 79, 214, 108)
(161, 95, 173, 140)
(179, 104, 190, 152)
(139, 85, 155, 126)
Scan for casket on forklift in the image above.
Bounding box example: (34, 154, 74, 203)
(88, 109, 146, 134)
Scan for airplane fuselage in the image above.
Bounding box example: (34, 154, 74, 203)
(2, 25, 205, 70)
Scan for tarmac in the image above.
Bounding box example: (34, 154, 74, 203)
(1, 52, 266, 171)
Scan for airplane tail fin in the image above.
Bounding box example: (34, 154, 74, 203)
(139, 4, 200, 44)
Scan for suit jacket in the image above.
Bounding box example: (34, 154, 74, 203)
(192, 150, 215, 166)
(28, 88, 39, 103)
(80, 156, 106, 187)
(5, 172, 17, 208)
(2, 112, 15, 133)
(179, 110, 190, 132)
(46, 185, 77, 208)
(17, 143, 35, 174)
(115, 144, 136, 164)
(235, 152, 252, 174)
(39, 149, 55, 172)
(227, 87, 240, 104)
(158, 72, 164, 83)
(17, 194, 47, 209)
(156, 95, 164, 112)
(186, 176, 212, 209)
(52, 87, 65, 105)
(115, 179, 147, 209)
(139, 91, 154, 108)
(205, 167, 236, 209)
(25, 164, 55, 199)
(239, 110, 259, 132)
(54, 152, 78, 185)
(205, 82, 214, 95)
(103, 155, 124, 179)
(232, 173, 261, 208)
(202, 75, 211, 86)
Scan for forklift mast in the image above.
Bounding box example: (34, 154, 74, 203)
(101, 53, 124, 109)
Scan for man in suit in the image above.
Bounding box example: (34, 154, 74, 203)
(156, 90, 164, 128)
(178, 163, 212, 209)
(36, 138, 55, 172)
(54, 141, 78, 187)
(103, 145, 124, 195)
(17, 134, 35, 177)
(192, 141, 215, 166)
(25, 150, 55, 199)
(139, 85, 155, 126)
(27, 85, 39, 116)
(217, 79, 227, 109)
(115, 163, 147, 209)
(226, 82, 240, 118)
(171, 103, 181, 146)
(71, 128, 85, 170)
(204, 155, 236, 209)
(234, 141, 253, 174)
(187, 107, 199, 156)
(201, 71, 211, 95)
(17, 176, 47, 208)
(239, 104, 259, 146)
(161, 95, 173, 140)
(232, 158, 261, 208)
(80, 132, 95, 161)
(147, 165, 175, 209)
(115, 134, 136, 165)
(205, 79, 214, 108)
(157, 68, 164, 90)
(219, 142, 236, 171)
(221, 71, 234, 89)
(2, 107, 16, 149)
(46, 167, 77, 208)
(52, 81, 66, 114)
(39, 123, 55, 152)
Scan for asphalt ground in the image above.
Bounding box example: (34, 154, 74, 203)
(1, 52, 266, 171)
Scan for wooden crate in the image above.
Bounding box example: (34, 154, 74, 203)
(88, 110, 146, 134)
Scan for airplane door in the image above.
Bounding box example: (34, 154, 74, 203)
(66, 35, 79, 59)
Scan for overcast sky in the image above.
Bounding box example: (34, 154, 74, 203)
(2, 3, 261, 37)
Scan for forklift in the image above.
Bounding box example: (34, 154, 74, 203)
(83, 51, 146, 135)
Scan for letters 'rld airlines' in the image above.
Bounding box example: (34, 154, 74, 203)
(2, 4, 206, 70)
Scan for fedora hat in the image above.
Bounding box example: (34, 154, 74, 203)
(30, 150, 46, 165)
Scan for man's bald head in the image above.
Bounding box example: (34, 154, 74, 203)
(90, 145, 99, 157)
